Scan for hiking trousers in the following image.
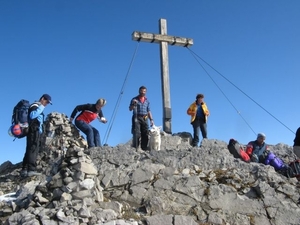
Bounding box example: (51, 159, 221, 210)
(293, 146, 300, 158)
(131, 115, 149, 150)
(22, 123, 40, 172)
(191, 117, 207, 146)
(75, 119, 101, 148)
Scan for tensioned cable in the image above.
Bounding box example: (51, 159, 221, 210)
(186, 48, 256, 135)
(102, 42, 140, 145)
(186, 47, 295, 135)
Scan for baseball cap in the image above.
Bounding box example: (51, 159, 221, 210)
(41, 94, 52, 105)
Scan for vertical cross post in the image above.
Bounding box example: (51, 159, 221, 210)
(132, 18, 193, 134)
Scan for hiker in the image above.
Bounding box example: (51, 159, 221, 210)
(129, 86, 154, 150)
(20, 94, 52, 177)
(187, 93, 210, 147)
(246, 133, 269, 163)
(293, 127, 300, 158)
(246, 133, 286, 171)
(70, 98, 107, 148)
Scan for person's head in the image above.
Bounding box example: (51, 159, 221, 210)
(196, 94, 204, 104)
(40, 94, 52, 106)
(139, 86, 147, 97)
(95, 98, 106, 110)
(256, 133, 266, 144)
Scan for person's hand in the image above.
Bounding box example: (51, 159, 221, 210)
(251, 154, 259, 162)
(132, 99, 138, 105)
(150, 119, 154, 126)
(100, 117, 107, 123)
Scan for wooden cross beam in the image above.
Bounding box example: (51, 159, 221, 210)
(132, 18, 194, 134)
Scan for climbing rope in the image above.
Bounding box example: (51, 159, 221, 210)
(102, 42, 140, 145)
(186, 47, 295, 135)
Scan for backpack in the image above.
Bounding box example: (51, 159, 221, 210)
(264, 151, 285, 170)
(287, 160, 300, 180)
(9, 99, 30, 139)
(227, 139, 250, 162)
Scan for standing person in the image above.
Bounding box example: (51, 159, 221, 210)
(20, 94, 52, 177)
(187, 94, 210, 147)
(129, 86, 154, 150)
(293, 127, 300, 158)
(70, 98, 107, 148)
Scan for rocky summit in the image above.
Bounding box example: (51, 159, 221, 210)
(0, 112, 300, 225)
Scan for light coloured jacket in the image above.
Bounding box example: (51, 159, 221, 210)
(29, 102, 45, 134)
(187, 102, 210, 123)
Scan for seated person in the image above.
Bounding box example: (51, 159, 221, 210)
(246, 133, 286, 171)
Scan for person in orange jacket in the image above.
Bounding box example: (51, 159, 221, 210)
(187, 94, 210, 147)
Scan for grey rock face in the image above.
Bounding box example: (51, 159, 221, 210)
(0, 112, 300, 225)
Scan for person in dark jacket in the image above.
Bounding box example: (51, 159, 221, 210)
(293, 127, 300, 158)
(70, 98, 107, 148)
(129, 86, 154, 150)
(20, 94, 52, 177)
(246, 133, 269, 163)
(246, 133, 286, 172)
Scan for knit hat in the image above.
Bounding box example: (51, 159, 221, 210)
(257, 133, 266, 139)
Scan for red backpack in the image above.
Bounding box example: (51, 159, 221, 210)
(227, 139, 250, 162)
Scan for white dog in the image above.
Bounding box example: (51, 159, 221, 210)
(148, 125, 162, 151)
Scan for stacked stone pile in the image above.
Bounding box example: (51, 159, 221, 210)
(43, 112, 88, 153)
(37, 112, 88, 176)
(1, 112, 300, 225)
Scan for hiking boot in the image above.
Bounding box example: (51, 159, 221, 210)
(27, 171, 42, 177)
(20, 170, 28, 178)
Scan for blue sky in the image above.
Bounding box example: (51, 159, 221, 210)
(1, 0, 300, 165)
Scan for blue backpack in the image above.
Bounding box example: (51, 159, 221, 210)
(10, 99, 30, 139)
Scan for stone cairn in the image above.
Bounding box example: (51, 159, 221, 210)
(0, 113, 140, 225)
(43, 112, 88, 155)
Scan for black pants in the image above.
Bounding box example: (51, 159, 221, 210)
(22, 123, 40, 171)
(131, 115, 149, 150)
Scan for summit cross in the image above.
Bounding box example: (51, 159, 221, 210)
(132, 18, 193, 134)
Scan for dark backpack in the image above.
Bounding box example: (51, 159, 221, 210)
(287, 160, 300, 180)
(10, 99, 30, 139)
(227, 139, 250, 162)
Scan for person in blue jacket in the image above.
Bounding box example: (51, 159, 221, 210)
(20, 94, 52, 177)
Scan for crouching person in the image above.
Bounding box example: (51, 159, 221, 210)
(70, 98, 107, 148)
